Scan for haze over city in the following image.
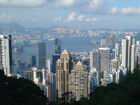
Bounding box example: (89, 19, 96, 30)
(0, 0, 140, 29)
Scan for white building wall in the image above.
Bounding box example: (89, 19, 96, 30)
(131, 44, 136, 73)
(121, 38, 127, 68)
(0, 35, 11, 76)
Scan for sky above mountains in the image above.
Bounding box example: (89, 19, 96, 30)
(0, 0, 140, 29)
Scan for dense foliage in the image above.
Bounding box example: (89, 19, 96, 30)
(0, 70, 48, 105)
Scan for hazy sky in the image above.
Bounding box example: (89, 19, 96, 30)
(0, 0, 140, 29)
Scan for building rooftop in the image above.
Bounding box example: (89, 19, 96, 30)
(99, 47, 110, 50)
(62, 49, 69, 55)
(76, 61, 82, 66)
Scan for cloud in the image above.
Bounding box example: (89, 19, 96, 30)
(0, 0, 77, 8)
(0, 0, 46, 7)
(54, 12, 98, 22)
(82, 0, 108, 13)
(56, 0, 77, 7)
(54, 16, 62, 22)
(111, 7, 140, 15)
(88, 0, 102, 10)
(65, 12, 77, 22)
(77, 15, 85, 22)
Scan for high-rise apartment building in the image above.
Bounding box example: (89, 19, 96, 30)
(56, 49, 71, 101)
(69, 61, 89, 101)
(0, 35, 12, 76)
(38, 42, 46, 69)
(111, 58, 120, 70)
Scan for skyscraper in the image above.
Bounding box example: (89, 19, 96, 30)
(126, 36, 132, 70)
(121, 38, 128, 68)
(54, 38, 61, 54)
(136, 41, 140, 65)
(90, 51, 94, 70)
(90, 51, 100, 71)
(115, 41, 121, 58)
(38, 42, 46, 69)
(131, 44, 135, 73)
(121, 35, 136, 72)
(89, 68, 99, 92)
(51, 38, 61, 73)
(30, 55, 36, 67)
(99, 47, 111, 73)
(56, 49, 71, 101)
(51, 54, 60, 73)
(69, 61, 89, 101)
(0, 35, 12, 76)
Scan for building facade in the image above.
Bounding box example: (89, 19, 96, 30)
(0, 35, 12, 76)
(69, 61, 89, 101)
(99, 47, 111, 74)
(56, 49, 71, 101)
(38, 42, 47, 69)
(121, 35, 136, 72)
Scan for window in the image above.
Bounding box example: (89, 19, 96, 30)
(66, 63, 69, 70)
(61, 63, 64, 70)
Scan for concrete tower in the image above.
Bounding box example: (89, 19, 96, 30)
(38, 42, 46, 69)
(0, 35, 12, 76)
(121, 38, 128, 68)
(99, 47, 111, 73)
(69, 61, 89, 101)
(56, 49, 71, 101)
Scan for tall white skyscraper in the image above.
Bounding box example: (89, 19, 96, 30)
(131, 44, 135, 73)
(136, 41, 140, 65)
(115, 41, 121, 58)
(90, 51, 94, 70)
(0, 34, 12, 76)
(121, 38, 128, 68)
(121, 35, 136, 72)
(126, 36, 132, 70)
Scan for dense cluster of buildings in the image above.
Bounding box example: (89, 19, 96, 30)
(0, 33, 140, 102)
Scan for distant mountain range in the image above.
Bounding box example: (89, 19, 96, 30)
(0, 22, 140, 35)
(0, 23, 67, 35)
(0, 22, 26, 34)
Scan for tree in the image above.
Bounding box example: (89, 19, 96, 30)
(0, 71, 48, 105)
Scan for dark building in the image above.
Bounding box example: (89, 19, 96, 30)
(30, 55, 36, 67)
(54, 38, 61, 54)
(51, 54, 60, 73)
(38, 42, 47, 69)
(17, 60, 27, 76)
